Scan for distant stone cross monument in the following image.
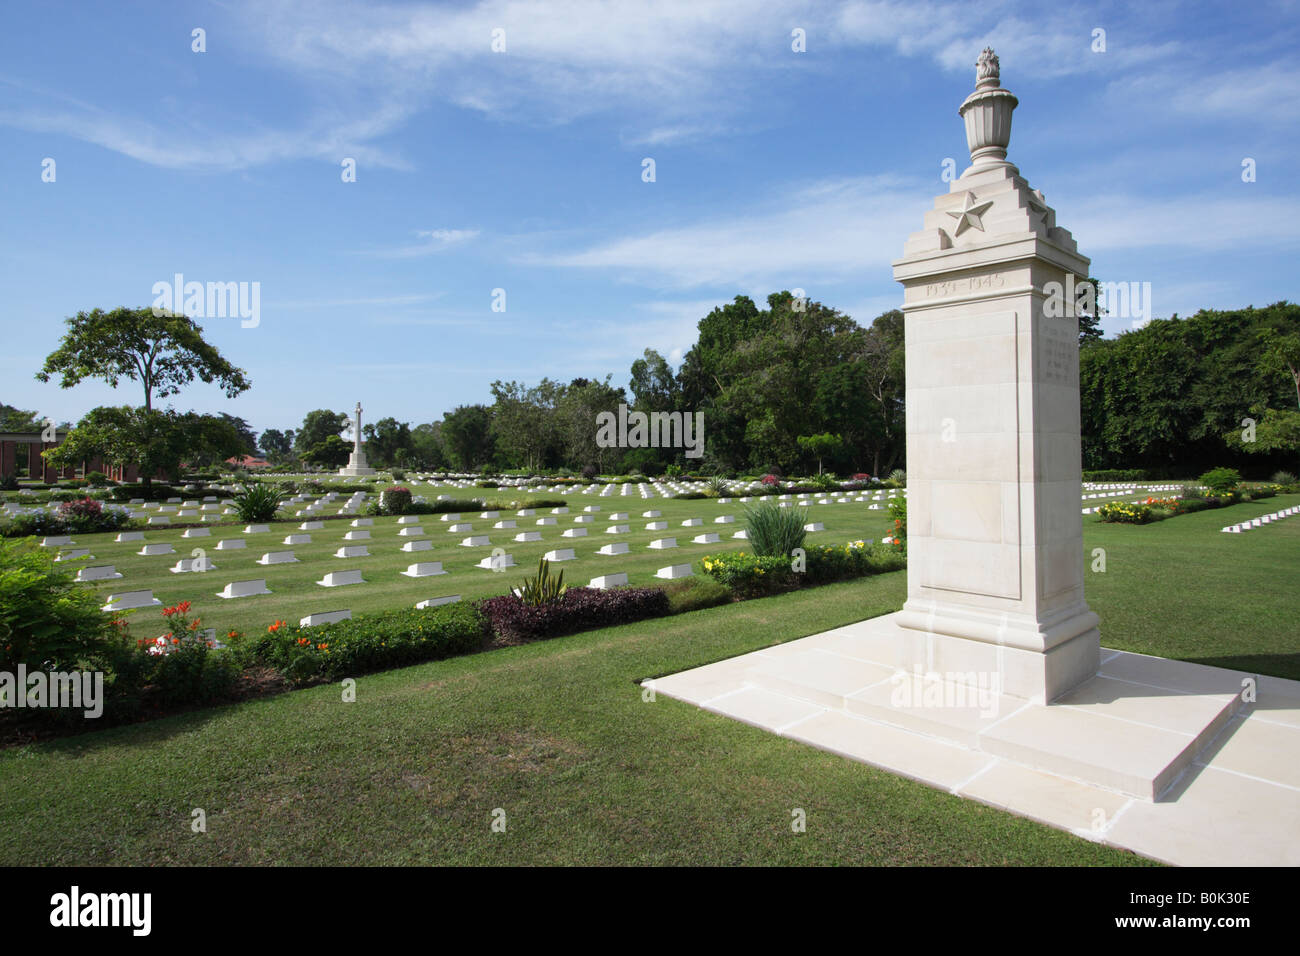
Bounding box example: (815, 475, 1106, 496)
(889, 49, 1100, 703)
(338, 401, 376, 476)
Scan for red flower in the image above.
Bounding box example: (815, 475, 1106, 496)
(178, 600, 192, 614)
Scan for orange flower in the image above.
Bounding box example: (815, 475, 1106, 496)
(178, 600, 192, 614)
(162, 606, 176, 618)
(171, 637, 180, 645)
(227, 630, 238, 639)
(317, 643, 328, 651)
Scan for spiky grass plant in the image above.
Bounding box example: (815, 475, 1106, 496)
(741, 501, 807, 558)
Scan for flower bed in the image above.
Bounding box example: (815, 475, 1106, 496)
(1096, 487, 1278, 524)
(243, 603, 490, 683)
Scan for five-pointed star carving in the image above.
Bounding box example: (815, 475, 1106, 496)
(946, 191, 994, 237)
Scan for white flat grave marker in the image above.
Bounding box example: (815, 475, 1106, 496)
(317, 570, 365, 588)
(244, 524, 270, 534)
(692, 533, 720, 544)
(217, 579, 272, 599)
(115, 532, 145, 543)
(543, 548, 576, 562)
(41, 535, 73, 547)
(598, 542, 630, 555)
(284, 534, 311, 545)
(681, 518, 702, 527)
(514, 531, 542, 542)
(299, 521, 324, 531)
(804, 522, 825, 532)
(335, 545, 371, 558)
(301, 610, 352, 627)
(648, 538, 677, 550)
(350, 518, 374, 527)
(397, 527, 425, 537)
(646, 521, 667, 531)
(401, 539, 434, 552)
(461, 535, 491, 547)
(561, 528, 588, 538)
(343, 529, 371, 540)
(494, 520, 517, 529)
(476, 553, 516, 570)
(171, 557, 216, 573)
(75, 565, 122, 582)
(588, 573, 627, 589)
(182, 527, 211, 538)
(215, 539, 246, 550)
(401, 562, 447, 577)
(139, 543, 175, 556)
(54, 548, 91, 562)
(606, 524, 629, 534)
(416, 595, 461, 609)
(655, 564, 693, 580)
(102, 589, 161, 612)
(257, 551, 298, 565)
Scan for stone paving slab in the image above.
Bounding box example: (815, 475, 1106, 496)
(648, 618, 1300, 866)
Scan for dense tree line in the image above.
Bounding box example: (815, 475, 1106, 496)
(1080, 302, 1299, 477)
(26, 297, 1299, 485)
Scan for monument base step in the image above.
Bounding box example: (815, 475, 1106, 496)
(673, 613, 1251, 801)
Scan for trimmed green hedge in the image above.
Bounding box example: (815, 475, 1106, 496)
(241, 602, 491, 683)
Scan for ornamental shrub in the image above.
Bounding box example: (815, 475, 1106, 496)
(1198, 467, 1242, 493)
(378, 486, 413, 515)
(479, 586, 670, 644)
(742, 501, 806, 557)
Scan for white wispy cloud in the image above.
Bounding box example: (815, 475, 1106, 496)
(527, 174, 925, 288)
(360, 229, 482, 258)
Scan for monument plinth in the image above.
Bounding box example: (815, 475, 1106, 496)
(648, 51, 1269, 819)
(338, 401, 377, 477)
(889, 48, 1099, 703)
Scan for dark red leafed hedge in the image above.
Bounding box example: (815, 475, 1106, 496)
(479, 587, 670, 644)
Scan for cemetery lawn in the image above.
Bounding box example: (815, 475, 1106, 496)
(63, 494, 904, 638)
(0, 493, 1293, 865)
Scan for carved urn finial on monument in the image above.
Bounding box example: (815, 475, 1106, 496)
(958, 47, 1019, 172)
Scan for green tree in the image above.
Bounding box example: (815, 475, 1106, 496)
(1076, 276, 1106, 346)
(294, 409, 349, 454)
(259, 428, 295, 462)
(441, 405, 495, 470)
(44, 406, 242, 482)
(409, 422, 447, 470)
(361, 417, 413, 468)
(36, 307, 250, 414)
(218, 413, 259, 457)
(797, 433, 843, 475)
(0, 403, 43, 431)
(302, 435, 351, 469)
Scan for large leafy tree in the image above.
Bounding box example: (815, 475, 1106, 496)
(45, 406, 242, 482)
(489, 379, 555, 471)
(361, 417, 413, 468)
(218, 413, 259, 457)
(441, 404, 496, 470)
(259, 428, 295, 462)
(0, 403, 43, 432)
(409, 422, 447, 470)
(294, 410, 349, 454)
(36, 307, 250, 413)
(1079, 303, 1299, 474)
(556, 375, 626, 473)
(301, 434, 351, 469)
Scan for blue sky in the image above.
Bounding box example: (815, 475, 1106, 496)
(2, 0, 1298, 438)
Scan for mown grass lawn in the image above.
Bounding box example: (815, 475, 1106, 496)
(0, 493, 1293, 866)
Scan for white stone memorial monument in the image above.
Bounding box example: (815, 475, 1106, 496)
(338, 401, 377, 476)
